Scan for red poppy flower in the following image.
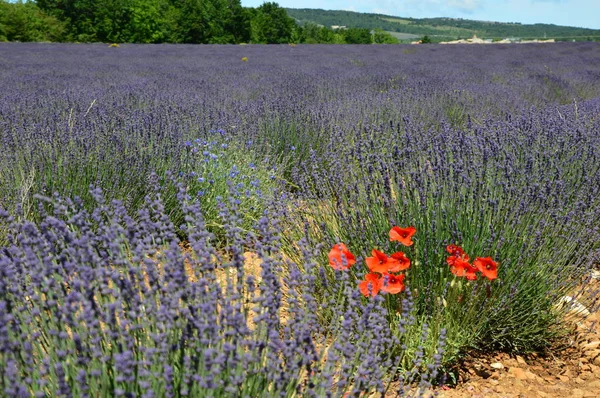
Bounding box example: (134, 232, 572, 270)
(359, 273, 383, 297)
(473, 257, 498, 280)
(366, 249, 391, 273)
(465, 264, 478, 281)
(446, 244, 469, 261)
(448, 257, 471, 277)
(389, 226, 416, 246)
(381, 273, 405, 294)
(388, 251, 411, 272)
(328, 243, 356, 271)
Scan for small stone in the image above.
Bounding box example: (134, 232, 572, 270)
(525, 371, 537, 380)
(490, 362, 504, 370)
(513, 378, 525, 388)
(557, 296, 591, 317)
(580, 371, 593, 380)
(583, 341, 600, 351)
(535, 375, 545, 383)
(571, 389, 585, 398)
(516, 355, 527, 365)
(562, 369, 574, 378)
(583, 349, 600, 358)
(509, 367, 528, 380)
(475, 368, 492, 379)
(590, 270, 600, 280)
(588, 380, 600, 388)
(557, 375, 570, 383)
(574, 377, 585, 384)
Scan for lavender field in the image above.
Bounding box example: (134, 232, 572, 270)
(1, 42, 600, 397)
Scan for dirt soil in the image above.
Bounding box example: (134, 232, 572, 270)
(434, 277, 600, 398)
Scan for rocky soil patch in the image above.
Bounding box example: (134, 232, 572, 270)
(435, 274, 600, 398)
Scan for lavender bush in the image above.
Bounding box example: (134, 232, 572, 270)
(0, 184, 445, 396)
(1, 42, 600, 395)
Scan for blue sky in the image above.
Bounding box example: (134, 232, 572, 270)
(241, 0, 600, 29)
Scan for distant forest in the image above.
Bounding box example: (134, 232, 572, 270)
(1, 1, 599, 44)
(286, 8, 600, 42)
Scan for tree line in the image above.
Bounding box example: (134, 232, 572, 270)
(0, 0, 399, 44)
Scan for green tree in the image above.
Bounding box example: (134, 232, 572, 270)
(343, 27, 371, 44)
(0, 1, 8, 41)
(123, 0, 170, 43)
(94, 0, 132, 42)
(373, 28, 398, 44)
(36, 0, 99, 41)
(0, 0, 65, 42)
(171, 0, 235, 43)
(224, 0, 251, 43)
(250, 2, 295, 44)
(298, 22, 338, 44)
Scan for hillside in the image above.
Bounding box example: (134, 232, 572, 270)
(286, 8, 600, 41)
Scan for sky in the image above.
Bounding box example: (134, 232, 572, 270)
(241, 0, 600, 30)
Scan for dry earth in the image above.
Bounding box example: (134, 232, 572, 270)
(432, 275, 600, 398)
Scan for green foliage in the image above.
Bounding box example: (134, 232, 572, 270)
(342, 27, 372, 44)
(250, 2, 295, 44)
(171, 0, 243, 44)
(421, 34, 432, 44)
(373, 28, 399, 44)
(297, 22, 332, 44)
(0, 0, 65, 42)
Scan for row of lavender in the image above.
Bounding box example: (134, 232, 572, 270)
(1, 42, 600, 396)
(2, 43, 600, 219)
